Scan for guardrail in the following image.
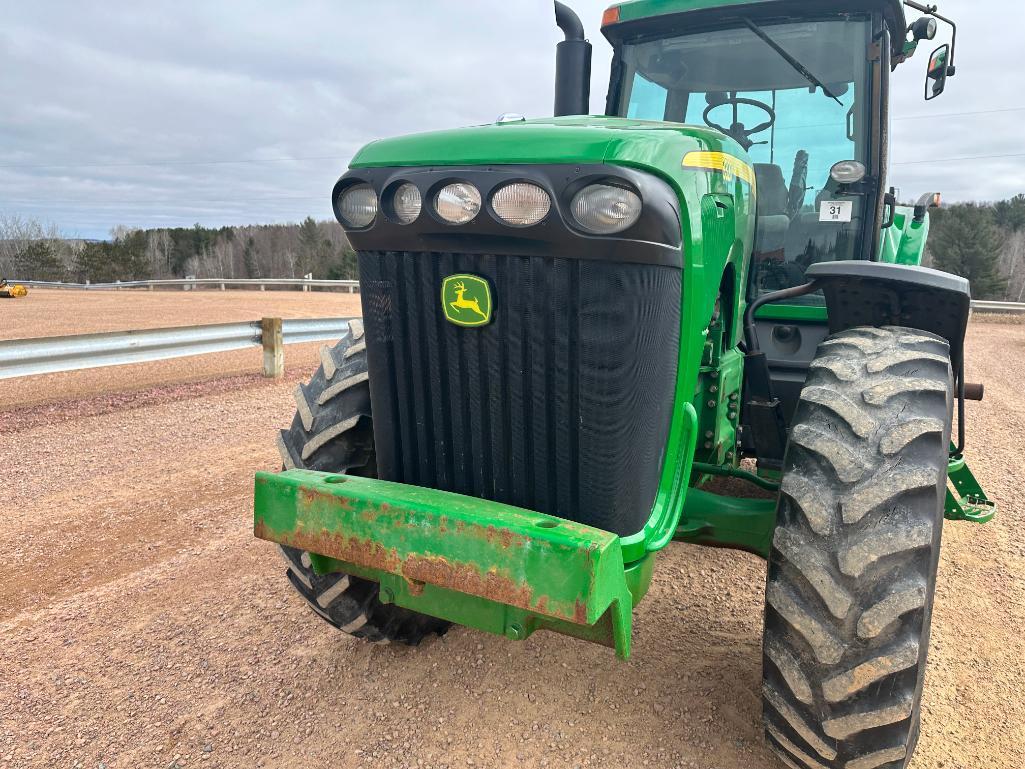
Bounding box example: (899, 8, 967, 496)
(971, 300, 1025, 315)
(0, 317, 355, 381)
(10, 278, 360, 292)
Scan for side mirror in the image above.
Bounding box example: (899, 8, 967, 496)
(925, 44, 950, 100)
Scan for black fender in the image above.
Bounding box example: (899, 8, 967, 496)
(805, 261, 970, 372)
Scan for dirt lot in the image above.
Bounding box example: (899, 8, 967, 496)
(0, 295, 1022, 769)
(0, 289, 361, 408)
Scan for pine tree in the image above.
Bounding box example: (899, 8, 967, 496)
(929, 204, 1007, 299)
(993, 194, 1025, 233)
(15, 240, 65, 281)
(297, 216, 321, 276)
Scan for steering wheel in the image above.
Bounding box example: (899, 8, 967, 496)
(703, 96, 776, 151)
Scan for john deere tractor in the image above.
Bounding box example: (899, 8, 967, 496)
(255, 1, 995, 766)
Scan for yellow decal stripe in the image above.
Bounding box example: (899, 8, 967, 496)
(682, 151, 756, 188)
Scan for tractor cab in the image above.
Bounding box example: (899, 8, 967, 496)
(602, 0, 951, 298)
(608, 10, 879, 293)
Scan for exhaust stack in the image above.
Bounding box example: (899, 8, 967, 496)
(554, 2, 591, 116)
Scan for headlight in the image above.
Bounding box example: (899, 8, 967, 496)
(393, 183, 422, 224)
(491, 182, 551, 226)
(435, 182, 481, 224)
(337, 184, 378, 228)
(829, 160, 867, 184)
(570, 184, 642, 235)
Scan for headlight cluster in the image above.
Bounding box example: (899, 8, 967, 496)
(336, 179, 643, 235)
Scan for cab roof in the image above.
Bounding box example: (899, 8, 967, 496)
(602, 0, 908, 57)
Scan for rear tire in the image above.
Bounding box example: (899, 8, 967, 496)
(762, 326, 953, 769)
(275, 319, 450, 646)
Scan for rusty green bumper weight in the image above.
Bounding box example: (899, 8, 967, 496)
(254, 469, 654, 658)
(255, 452, 994, 658)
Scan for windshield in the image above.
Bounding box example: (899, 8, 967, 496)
(613, 17, 874, 300)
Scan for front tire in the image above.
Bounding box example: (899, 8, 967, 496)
(762, 326, 953, 769)
(275, 319, 450, 645)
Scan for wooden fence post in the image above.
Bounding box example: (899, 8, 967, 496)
(261, 317, 283, 378)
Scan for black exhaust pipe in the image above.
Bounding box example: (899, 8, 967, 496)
(554, 1, 591, 116)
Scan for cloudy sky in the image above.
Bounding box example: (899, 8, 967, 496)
(2, 0, 1021, 239)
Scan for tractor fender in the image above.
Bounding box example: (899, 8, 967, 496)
(805, 260, 971, 370)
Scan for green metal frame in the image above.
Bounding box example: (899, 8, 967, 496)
(946, 451, 996, 524)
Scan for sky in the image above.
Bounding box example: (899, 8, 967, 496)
(1, 0, 1022, 239)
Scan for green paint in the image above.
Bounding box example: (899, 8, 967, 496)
(877, 207, 930, 266)
(441, 274, 492, 327)
(254, 470, 638, 658)
(755, 303, 827, 322)
(674, 487, 778, 559)
(946, 452, 997, 524)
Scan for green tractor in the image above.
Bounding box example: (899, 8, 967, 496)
(256, 1, 996, 766)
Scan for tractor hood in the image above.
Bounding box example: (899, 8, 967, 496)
(350, 115, 748, 182)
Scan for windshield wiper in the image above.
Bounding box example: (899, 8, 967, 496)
(742, 18, 844, 106)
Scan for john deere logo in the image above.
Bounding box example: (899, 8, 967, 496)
(442, 274, 492, 327)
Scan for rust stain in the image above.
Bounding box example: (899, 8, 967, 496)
(480, 524, 518, 550)
(573, 599, 588, 624)
(258, 523, 402, 575)
(255, 497, 586, 624)
(298, 485, 354, 511)
(255, 523, 587, 623)
(400, 554, 538, 615)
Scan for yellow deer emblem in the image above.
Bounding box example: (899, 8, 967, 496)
(450, 281, 487, 319)
(441, 274, 492, 327)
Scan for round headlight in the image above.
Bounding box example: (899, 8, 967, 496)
(829, 160, 867, 185)
(570, 184, 642, 235)
(435, 182, 481, 225)
(337, 184, 378, 228)
(393, 183, 422, 224)
(491, 183, 551, 226)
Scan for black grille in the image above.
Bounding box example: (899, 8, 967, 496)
(358, 250, 681, 537)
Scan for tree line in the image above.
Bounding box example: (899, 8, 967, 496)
(0, 216, 356, 284)
(925, 195, 1025, 301)
(3, 196, 1025, 300)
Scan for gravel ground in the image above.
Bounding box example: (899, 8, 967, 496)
(0, 318, 1022, 769)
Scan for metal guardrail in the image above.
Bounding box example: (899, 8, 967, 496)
(11, 279, 1023, 311)
(10, 278, 360, 292)
(0, 317, 355, 380)
(971, 300, 1025, 315)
